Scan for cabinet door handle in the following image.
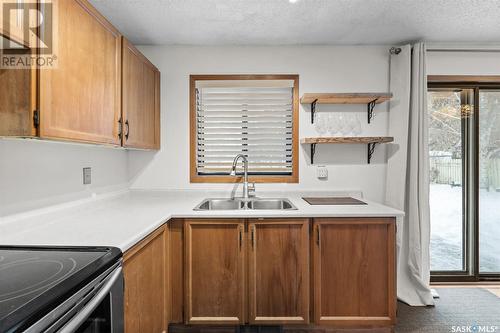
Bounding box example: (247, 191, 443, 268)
(239, 226, 243, 250)
(118, 117, 123, 139)
(251, 226, 255, 249)
(316, 226, 320, 246)
(125, 120, 130, 140)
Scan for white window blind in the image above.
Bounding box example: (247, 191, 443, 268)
(195, 79, 295, 176)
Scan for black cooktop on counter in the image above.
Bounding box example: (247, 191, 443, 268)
(0, 246, 122, 332)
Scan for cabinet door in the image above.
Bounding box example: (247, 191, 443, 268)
(122, 38, 160, 149)
(39, 0, 122, 145)
(313, 218, 396, 327)
(0, 0, 29, 47)
(123, 226, 168, 333)
(0, 61, 37, 136)
(248, 219, 309, 324)
(184, 219, 245, 325)
(0, 1, 36, 137)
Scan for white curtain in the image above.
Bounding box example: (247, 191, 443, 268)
(385, 43, 434, 306)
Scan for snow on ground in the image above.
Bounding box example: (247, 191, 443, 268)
(430, 184, 500, 272)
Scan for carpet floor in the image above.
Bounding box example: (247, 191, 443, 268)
(396, 288, 500, 332)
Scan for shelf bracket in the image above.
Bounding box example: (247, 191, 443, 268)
(311, 99, 318, 124)
(367, 142, 377, 164)
(367, 98, 378, 124)
(310, 143, 317, 164)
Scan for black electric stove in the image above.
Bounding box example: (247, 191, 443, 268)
(0, 246, 122, 333)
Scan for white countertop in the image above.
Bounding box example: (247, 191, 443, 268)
(0, 190, 404, 252)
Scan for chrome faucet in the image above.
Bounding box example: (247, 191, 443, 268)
(230, 154, 255, 199)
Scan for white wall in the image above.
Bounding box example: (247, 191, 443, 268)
(0, 139, 130, 216)
(130, 45, 392, 201)
(427, 51, 500, 75)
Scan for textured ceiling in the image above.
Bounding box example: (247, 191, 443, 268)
(89, 0, 500, 45)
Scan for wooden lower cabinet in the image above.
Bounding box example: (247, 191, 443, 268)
(312, 218, 396, 328)
(166, 217, 396, 332)
(184, 219, 246, 325)
(123, 225, 168, 333)
(248, 219, 309, 324)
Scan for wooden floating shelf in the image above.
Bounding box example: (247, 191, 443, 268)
(301, 136, 394, 144)
(300, 93, 393, 105)
(300, 136, 394, 164)
(300, 93, 393, 124)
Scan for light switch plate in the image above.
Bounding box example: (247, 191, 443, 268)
(316, 165, 328, 179)
(83, 167, 91, 185)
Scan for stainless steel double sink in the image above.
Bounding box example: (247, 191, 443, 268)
(193, 198, 297, 211)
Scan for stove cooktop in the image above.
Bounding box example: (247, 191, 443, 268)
(0, 246, 122, 332)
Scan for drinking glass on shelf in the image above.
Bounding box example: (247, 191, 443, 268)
(345, 114, 356, 136)
(352, 115, 362, 136)
(328, 113, 341, 136)
(315, 113, 328, 136)
(338, 113, 350, 135)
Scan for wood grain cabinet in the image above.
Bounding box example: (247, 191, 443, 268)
(0, 0, 30, 47)
(123, 225, 169, 333)
(247, 219, 309, 325)
(39, 0, 122, 145)
(168, 217, 396, 331)
(122, 38, 160, 149)
(184, 219, 246, 325)
(0, 57, 36, 137)
(312, 218, 396, 328)
(181, 218, 309, 326)
(0, 0, 161, 149)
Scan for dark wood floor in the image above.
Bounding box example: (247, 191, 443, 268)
(169, 288, 500, 333)
(169, 325, 390, 333)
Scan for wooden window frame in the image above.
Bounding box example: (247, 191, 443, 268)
(190, 74, 299, 184)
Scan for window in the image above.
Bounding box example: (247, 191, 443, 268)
(190, 75, 299, 183)
(428, 76, 500, 282)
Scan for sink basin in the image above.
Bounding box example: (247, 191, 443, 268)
(247, 199, 296, 210)
(193, 198, 297, 211)
(194, 199, 244, 211)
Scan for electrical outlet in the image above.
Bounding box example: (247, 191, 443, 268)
(316, 165, 328, 179)
(83, 167, 91, 185)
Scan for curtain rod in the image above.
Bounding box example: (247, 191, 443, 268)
(426, 43, 500, 52)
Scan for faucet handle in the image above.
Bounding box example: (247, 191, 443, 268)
(248, 182, 256, 197)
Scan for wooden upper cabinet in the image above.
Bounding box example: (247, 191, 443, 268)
(247, 219, 309, 325)
(122, 38, 160, 149)
(184, 219, 246, 325)
(123, 225, 168, 333)
(312, 218, 396, 328)
(1, 1, 161, 148)
(39, 0, 122, 145)
(0, 0, 36, 137)
(0, 60, 36, 136)
(0, 0, 30, 47)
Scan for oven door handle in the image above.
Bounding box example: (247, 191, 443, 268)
(58, 266, 123, 333)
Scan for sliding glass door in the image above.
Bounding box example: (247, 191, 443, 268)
(428, 88, 474, 274)
(428, 82, 500, 281)
(479, 90, 500, 274)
